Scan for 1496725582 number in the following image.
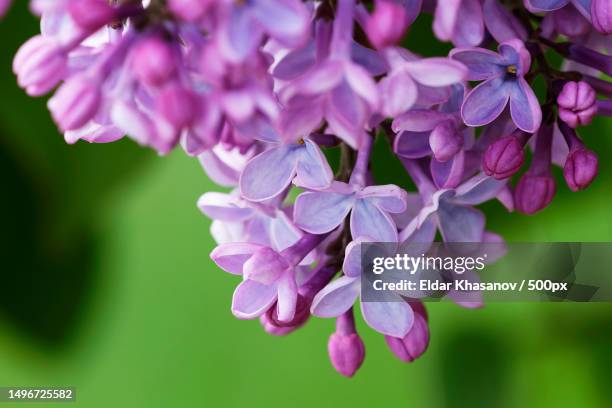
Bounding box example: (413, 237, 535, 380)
(3, 388, 75, 402)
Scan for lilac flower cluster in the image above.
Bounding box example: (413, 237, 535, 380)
(7, 0, 611, 376)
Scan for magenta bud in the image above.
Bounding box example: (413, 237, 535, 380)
(328, 332, 365, 377)
(429, 120, 463, 162)
(13, 35, 67, 96)
(156, 84, 200, 129)
(483, 135, 525, 179)
(385, 302, 429, 362)
(592, 0, 612, 35)
(557, 81, 597, 128)
(69, 0, 115, 31)
(563, 147, 598, 191)
(366, 0, 409, 49)
(132, 36, 177, 87)
(48, 74, 101, 132)
(0, 0, 12, 18)
(514, 173, 556, 215)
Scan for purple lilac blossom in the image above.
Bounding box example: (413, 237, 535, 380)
(5, 0, 611, 377)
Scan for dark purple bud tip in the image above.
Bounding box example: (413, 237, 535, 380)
(429, 120, 463, 162)
(483, 135, 525, 179)
(592, 0, 612, 35)
(385, 302, 429, 362)
(563, 147, 598, 192)
(328, 332, 365, 377)
(514, 173, 556, 215)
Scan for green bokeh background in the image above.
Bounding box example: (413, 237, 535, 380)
(1, 6, 611, 408)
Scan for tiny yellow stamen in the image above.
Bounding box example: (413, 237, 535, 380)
(507, 65, 518, 75)
(297, 138, 305, 145)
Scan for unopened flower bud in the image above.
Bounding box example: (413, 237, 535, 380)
(13, 35, 67, 96)
(385, 302, 429, 362)
(557, 81, 597, 128)
(429, 120, 463, 162)
(0, 0, 12, 18)
(563, 147, 598, 191)
(132, 36, 177, 87)
(483, 134, 526, 179)
(592, 0, 612, 35)
(366, 0, 409, 49)
(327, 311, 365, 377)
(514, 173, 556, 215)
(69, 0, 115, 31)
(48, 74, 101, 131)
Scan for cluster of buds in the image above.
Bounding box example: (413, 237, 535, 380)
(4, 0, 611, 376)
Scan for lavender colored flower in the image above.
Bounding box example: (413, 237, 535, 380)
(451, 40, 542, 133)
(4, 0, 612, 377)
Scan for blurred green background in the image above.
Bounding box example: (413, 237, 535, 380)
(1, 5, 612, 408)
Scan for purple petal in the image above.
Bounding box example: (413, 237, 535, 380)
(483, 0, 528, 42)
(243, 246, 290, 284)
(453, 0, 485, 46)
(294, 139, 333, 190)
(358, 185, 408, 213)
(393, 131, 432, 159)
(311, 276, 360, 317)
(344, 62, 380, 110)
(436, 201, 485, 242)
(350, 199, 398, 242)
(433, 0, 463, 42)
(273, 43, 316, 80)
(343, 239, 368, 278)
(219, 7, 261, 63)
(325, 82, 368, 149)
(431, 150, 465, 189)
(351, 42, 389, 76)
(252, 0, 309, 45)
(294, 191, 355, 234)
(239, 146, 298, 202)
(282, 61, 345, 101)
(232, 279, 278, 319)
(449, 48, 504, 81)
(453, 173, 507, 205)
(403, 58, 468, 87)
(198, 192, 253, 221)
(392, 110, 453, 132)
(461, 77, 511, 127)
(378, 70, 418, 117)
(509, 78, 542, 133)
(525, 0, 569, 12)
(210, 243, 263, 275)
(498, 39, 531, 75)
(276, 272, 298, 322)
(361, 301, 414, 337)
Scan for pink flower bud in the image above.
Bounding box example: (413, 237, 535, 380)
(69, 0, 115, 31)
(366, 0, 409, 49)
(514, 173, 556, 215)
(48, 74, 101, 131)
(13, 35, 67, 96)
(563, 147, 598, 191)
(385, 302, 429, 362)
(132, 36, 177, 87)
(483, 135, 526, 179)
(0, 0, 12, 18)
(328, 332, 365, 377)
(592, 0, 612, 35)
(557, 81, 597, 128)
(429, 120, 463, 162)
